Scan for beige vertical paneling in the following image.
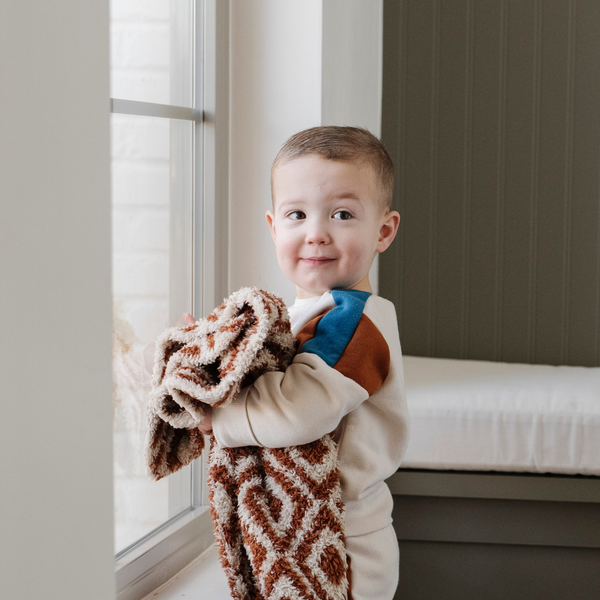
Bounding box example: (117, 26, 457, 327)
(433, 0, 468, 359)
(568, 0, 600, 366)
(499, 0, 537, 363)
(382, 0, 438, 356)
(534, 0, 571, 365)
(468, 0, 504, 362)
(494, 0, 508, 362)
(562, 1, 576, 365)
(381, 0, 600, 366)
(381, 0, 405, 331)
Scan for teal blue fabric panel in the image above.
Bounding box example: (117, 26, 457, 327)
(299, 289, 371, 367)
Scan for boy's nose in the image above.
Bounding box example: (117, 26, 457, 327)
(305, 221, 330, 245)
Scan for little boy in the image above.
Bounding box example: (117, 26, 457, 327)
(198, 126, 410, 600)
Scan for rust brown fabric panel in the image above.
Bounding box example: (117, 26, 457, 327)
(381, 0, 600, 367)
(333, 315, 391, 397)
(296, 314, 324, 352)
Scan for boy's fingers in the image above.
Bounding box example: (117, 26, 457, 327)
(173, 312, 196, 327)
(198, 406, 213, 435)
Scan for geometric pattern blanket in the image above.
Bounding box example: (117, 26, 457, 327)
(145, 287, 351, 600)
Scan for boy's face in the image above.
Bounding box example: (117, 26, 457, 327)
(266, 155, 399, 298)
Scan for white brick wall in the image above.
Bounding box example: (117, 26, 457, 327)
(111, 24, 170, 68)
(112, 162, 170, 206)
(112, 114, 170, 160)
(110, 0, 170, 104)
(111, 114, 170, 344)
(110, 0, 177, 553)
(110, 0, 169, 21)
(112, 208, 169, 252)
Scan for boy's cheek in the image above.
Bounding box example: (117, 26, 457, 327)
(275, 247, 297, 274)
(276, 240, 297, 260)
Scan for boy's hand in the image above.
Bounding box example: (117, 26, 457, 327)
(173, 312, 196, 327)
(198, 406, 213, 436)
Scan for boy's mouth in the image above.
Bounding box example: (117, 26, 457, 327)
(302, 257, 335, 266)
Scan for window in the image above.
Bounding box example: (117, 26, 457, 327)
(112, 110, 196, 553)
(110, 0, 223, 596)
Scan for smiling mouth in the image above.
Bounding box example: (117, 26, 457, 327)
(302, 257, 335, 266)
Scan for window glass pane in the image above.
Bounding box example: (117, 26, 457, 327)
(112, 113, 193, 553)
(110, 0, 193, 106)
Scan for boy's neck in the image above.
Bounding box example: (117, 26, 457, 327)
(295, 274, 373, 299)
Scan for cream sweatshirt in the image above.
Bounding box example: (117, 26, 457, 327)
(212, 290, 410, 537)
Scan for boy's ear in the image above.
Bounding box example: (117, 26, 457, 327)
(265, 210, 277, 243)
(376, 210, 400, 253)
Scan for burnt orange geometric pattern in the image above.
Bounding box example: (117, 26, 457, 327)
(145, 287, 350, 599)
(145, 288, 296, 481)
(209, 435, 350, 600)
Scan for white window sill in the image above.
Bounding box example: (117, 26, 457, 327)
(116, 507, 218, 600)
(141, 544, 231, 600)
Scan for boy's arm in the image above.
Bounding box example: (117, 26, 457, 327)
(212, 352, 369, 448)
(212, 309, 390, 448)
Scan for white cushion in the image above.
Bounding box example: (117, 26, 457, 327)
(402, 356, 600, 475)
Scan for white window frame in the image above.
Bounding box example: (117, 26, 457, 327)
(113, 1, 229, 598)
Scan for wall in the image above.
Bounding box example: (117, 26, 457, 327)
(0, 1, 115, 600)
(322, 0, 384, 293)
(381, 0, 600, 366)
(0, 2, 384, 597)
(322, 0, 383, 134)
(228, 0, 384, 306)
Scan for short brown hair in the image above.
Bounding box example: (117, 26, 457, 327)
(271, 126, 394, 211)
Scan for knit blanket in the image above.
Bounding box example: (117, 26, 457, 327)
(145, 287, 351, 600)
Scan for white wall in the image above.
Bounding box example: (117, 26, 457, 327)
(0, 2, 383, 596)
(228, 0, 384, 306)
(322, 0, 383, 135)
(229, 0, 323, 305)
(322, 0, 384, 293)
(0, 2, 115, 599)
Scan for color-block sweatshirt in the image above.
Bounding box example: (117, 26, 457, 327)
(212, 289, 410, 537)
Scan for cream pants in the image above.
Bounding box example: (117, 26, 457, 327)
(346, 524, 399, 600)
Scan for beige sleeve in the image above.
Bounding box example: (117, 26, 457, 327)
(212, 352, 368, 448)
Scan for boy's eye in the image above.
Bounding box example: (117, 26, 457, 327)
(288, 210, 306, 220)
(333, 210, 352, 221)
